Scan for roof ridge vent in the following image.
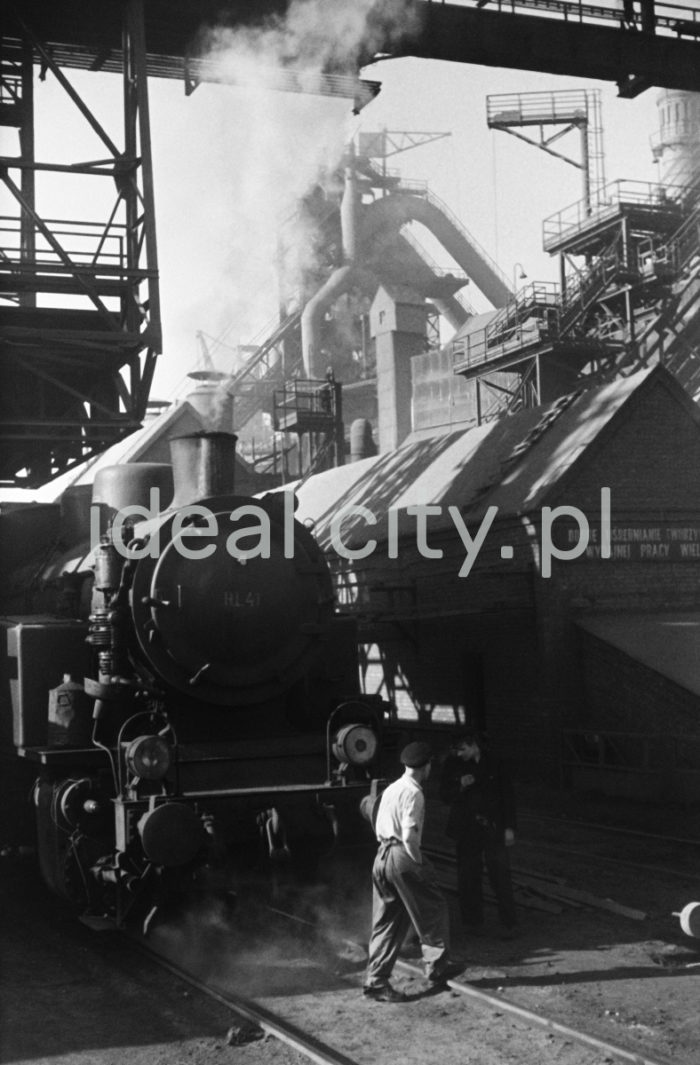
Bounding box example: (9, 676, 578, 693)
(499, 389, 584, 479)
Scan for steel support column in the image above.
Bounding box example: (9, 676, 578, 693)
(0, 0, 161, 486)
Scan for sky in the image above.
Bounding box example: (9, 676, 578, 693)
(148, 57, 661, 398)
(0, 5, 664, 422)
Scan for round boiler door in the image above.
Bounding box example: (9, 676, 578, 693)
(132, 506, 331, 704)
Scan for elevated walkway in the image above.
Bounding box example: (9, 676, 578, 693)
(387, 0, 700, 96)
(459, 0, 695, 37)
(487, 88, 606, 208)
(543, 180, 687, 256)
(450, 281, 622, 421)
(450, 176, 700, 420)
(11, 0, 700, 92)
(6, 2, 378, 102)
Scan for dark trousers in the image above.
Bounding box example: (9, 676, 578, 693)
(456, 828, 517, 928)
(364, 842, 450, 988)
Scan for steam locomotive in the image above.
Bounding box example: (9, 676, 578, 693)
(0, 431, 385, 928)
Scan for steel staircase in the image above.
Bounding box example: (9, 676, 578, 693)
(228, 309, 302, 429)
(620, 197, 700, 390)
(559, 233, 625, 337)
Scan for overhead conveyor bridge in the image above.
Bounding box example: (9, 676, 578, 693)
(5, 0, 700, 484)
(377, 0, 700, 97)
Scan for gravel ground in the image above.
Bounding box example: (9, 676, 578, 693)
(2, 785, 700, 1065)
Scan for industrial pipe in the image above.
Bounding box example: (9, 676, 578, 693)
(301, 150, 363, 378)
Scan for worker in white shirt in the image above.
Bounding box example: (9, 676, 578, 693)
(363, 741, 464, 1002)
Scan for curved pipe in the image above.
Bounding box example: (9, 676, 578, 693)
(361, 192, 511, 308)
(301, 243, 469, 376)
(389, 233, 470, 331)
(302, 154, 364, 378)
(301, 179, 487, 373)
(301, 264, 375, 378)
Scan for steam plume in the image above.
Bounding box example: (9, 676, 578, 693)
(163, 0, 415, 426)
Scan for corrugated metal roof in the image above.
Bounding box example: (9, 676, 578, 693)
(295, 367, 657, 545)
(578, 613, 700, 697)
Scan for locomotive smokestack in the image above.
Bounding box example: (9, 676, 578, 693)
(185, 370, 234, 432)
(168, 432, 238, 508)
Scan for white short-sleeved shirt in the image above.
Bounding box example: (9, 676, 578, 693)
(374, 771, 425, 846)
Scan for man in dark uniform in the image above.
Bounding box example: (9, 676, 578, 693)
(439, 729, 519, 938)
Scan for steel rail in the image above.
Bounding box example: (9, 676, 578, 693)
(519, 811, 700, 848)
(267, 902, 676, 1065)
(130, 936, 362, 1065)
(426, 832, 697, 886)
(395, 958, 676, 1065)
(515, 837, 699, 881)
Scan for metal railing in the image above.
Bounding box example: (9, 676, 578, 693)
(452, 313, 554, 370)
(422, 185, 513, 294)
(0, 50, 22, 108)
(636, 235, 680, 278)
(543, 179, 689, 250)
(274, 378, 339, 423)
(486, 280, 560, 340)
(558, 232, 624, 334)
(487, 87, 607, 203)
(562, 728, 700, 774)
(394, 178, 513, 294)
(651, 121, 700, 159)
(401, 228, 470, 284)
(622, 193, 700, 367)
(487, 88, 590, 126)
(0, 214, 126, 270)
(455, 291, 479, 317)
(436, 0, 700, 37)
(450, 281, 561, 371)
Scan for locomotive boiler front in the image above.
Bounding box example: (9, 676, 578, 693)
(99, 432, 335, 708)
(15, 430, 384, 928)
(130, 502, 332, 706)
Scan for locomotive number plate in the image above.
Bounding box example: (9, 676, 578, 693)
(223, 590, 262, 608)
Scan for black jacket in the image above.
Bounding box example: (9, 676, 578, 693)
(438, 751, 516, 840)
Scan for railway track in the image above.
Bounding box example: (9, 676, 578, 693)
(131, 934, 362, 1065)
(109, 810, 700, 1065)
(4, 838, 694, 1065)
(394, 958, 675, 1065)
(129, 898, 680, 1065)
(425, 803, 700, 886)
(516, 810, 700, 879)
(520, 812, 700, 850)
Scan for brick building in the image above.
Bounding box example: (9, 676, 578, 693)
(295, 365, 700, 799)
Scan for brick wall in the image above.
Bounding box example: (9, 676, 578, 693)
(577, 628, 700, 738)
(336, 372, 700, 777)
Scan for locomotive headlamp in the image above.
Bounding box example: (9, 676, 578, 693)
(138, 802, 205, 867)
(332, 723, 378, 766)
(126, 734, 171, 780)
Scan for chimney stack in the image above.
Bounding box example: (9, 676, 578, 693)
(168, 432, 238, 508)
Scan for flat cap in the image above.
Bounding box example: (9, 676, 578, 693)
(400, 741, 433, 768)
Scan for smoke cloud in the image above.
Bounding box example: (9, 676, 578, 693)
(156, 0, 416, 418)
(198, 0, 416, 81)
